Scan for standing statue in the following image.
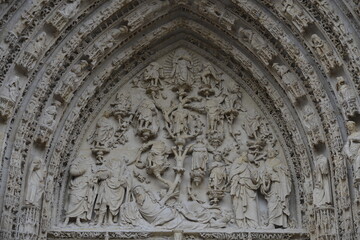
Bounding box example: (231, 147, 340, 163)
(313, 154, 331, 207)
(261, 150, 291, 228)
(343, 121, 360, 183)
(302, 105, 323, 146)
(171, 49, 193, 87)
(229, 152, 259, 228)
(144, 62, 164, 87)
(17, 32, 47, 71)
(64, 156, 96, 226)
(25, 157, 45, 207)
(95, 159, 129, 225)
(135, 99, 158, 141)
(190, 136, 209, 186)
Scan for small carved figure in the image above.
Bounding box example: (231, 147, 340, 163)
(200, 63, 221, 87)
(171, 49, 193, 87)
(134, 141, 171, 184)
(239, 28, 276, 65)
(190, 136, 209, 186)
(336, 77, 360, 118)
(311, 34, 341, 73)
(25, 157, 45, 207)
(64, 156, 96, 226)
(55, 60, 89, 102)
(144, 62, 164, 87)
(230, 152, 259, 228)
(17, 32, 47, 71)
(208, 151, 228, 205)
(281, 0, 313, 32)
(272, 63, 306, 103)
(343, 121, 360, 183)
(47, 0, 81, 32)
(0, 76, 21, 119)
(95, 159, 129, 225)
(92, 113, 115, 148)
(313, 154, 331, 207)
(135, 99, 158, 141)
(261, 150, 291, 228)
(303, 105, 324, 146)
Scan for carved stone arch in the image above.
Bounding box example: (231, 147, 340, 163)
(0, 0, 359, 239)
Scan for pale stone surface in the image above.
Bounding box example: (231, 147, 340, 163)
(0, 0, 359, 239)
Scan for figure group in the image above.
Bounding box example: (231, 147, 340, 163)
(64, 156, 130, 226)
(230, 150, 291, 229)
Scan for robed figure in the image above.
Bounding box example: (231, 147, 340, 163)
(229, 152, 259, 228)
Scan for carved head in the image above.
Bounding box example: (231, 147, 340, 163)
(336, 77, 346, 91)
(133, 185, 146, 205)
(346, 121, 356, 134)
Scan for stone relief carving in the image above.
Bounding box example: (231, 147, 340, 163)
(343, 121, 360, 185)
(281, 0, 313, 33)
(313, 154, 331, 207)
(16, 32, 47, 73)
(61, 48, 294, 232)
(46, 0, 82, 32)
(35, 100, 61, 145)
(25, 157, 46, 207)
(0, 75, 21, 120)
(336, 77, 360, 119)
(310, 34, 341, 73)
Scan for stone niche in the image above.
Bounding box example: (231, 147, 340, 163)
(53, 48, 307, 239)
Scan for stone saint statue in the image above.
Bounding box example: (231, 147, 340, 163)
(261, 150, 291, 229)
(95, 159, 129, 225)
(229, 152, 259, 228)
(64, 156, 95, 226)
(313, 154, 331, 207)
(343, 121, 360, 183)
(25, 157, 45, 207)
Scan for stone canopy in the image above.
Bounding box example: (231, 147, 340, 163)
(0, 0, 360, 239)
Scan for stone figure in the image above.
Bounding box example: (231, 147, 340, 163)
(134, 140, 171, 184)
(40, 101, 60, 130)
(261, 150, 291, 228)
(190, 136, 209, 186)
(130, 185, 214, 230)
(17, 32, 47, 71)
(281, 0, 313, 32)
(343, 121, 360, 183)
(0, 76, 21, 102)
(95, 159, 129, 225)
(55, 60, 89, 102)
(200, 63, 221, 88)
(208, 151, 228, 205)
(272, 63, 306, 103)
(171, 49, 192, 87)
(313, 154, 331, 207)
(230, 152, 259, 228)
(0, 76, 21, 120)
(46, 0, 81, 32)
(336, 77, 359, 118)
(64, 156, 95, 226)
(135, 99, 158, 141)
(144, 62, 164, 87)
(239, 28, 276, 65)
(302, 105, 323, 146)
(311, 34, 341, 72)
(87, 26, 128, 65)
(92, 114, 115, 148)
(25, 157, 45, 207)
